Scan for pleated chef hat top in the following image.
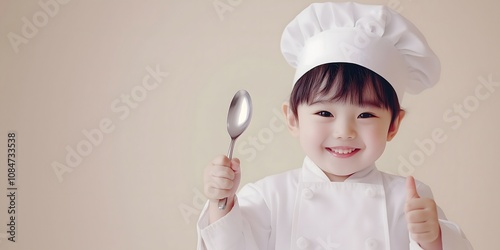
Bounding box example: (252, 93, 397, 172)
(280, 2, 440, 102)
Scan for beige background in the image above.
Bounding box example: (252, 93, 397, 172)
(0, 0, 498, 249)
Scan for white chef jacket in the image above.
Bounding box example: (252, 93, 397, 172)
(197, 157, 473, 249)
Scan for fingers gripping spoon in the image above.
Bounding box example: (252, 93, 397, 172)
(218, 90, 252, 210)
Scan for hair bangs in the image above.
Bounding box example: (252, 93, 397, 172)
(290, 63, 401, 123)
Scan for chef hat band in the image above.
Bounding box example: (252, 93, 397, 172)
(281, 2, 441, 102)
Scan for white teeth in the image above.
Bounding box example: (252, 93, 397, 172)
(332, 148, 355, 154)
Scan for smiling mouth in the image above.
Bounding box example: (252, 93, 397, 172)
(326, 147, 360, 157)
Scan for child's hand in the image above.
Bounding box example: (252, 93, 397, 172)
(204, 155, 241, 206)
(405, 176, 442, 249)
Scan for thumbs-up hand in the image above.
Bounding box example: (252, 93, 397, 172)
(405, 176, 442, 249)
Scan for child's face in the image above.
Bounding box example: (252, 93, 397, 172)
(285, 90, 403, 181)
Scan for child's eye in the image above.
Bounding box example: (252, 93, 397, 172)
(358, 112, 375, 118)
(316, 111, 333, 117)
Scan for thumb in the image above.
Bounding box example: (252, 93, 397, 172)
(230, 158, 241, 174)
(406, 176, 420, 200)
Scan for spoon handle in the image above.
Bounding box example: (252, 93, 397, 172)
(218, 139, 236, 210)
(226, 139, 235, 160)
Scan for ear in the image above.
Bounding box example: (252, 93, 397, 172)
(387, 110, 405, 141)
(282, 102, 300, 137)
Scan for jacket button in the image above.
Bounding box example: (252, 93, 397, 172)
(302, 188, 314, 199)
(296, 237, 309, 249)
(365, 188, 376, 198)
(365, 237, 378, 249)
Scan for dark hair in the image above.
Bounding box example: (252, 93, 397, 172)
(289, 63, 401, 124)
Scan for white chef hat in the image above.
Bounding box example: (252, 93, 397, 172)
(281, 2, 440, 102)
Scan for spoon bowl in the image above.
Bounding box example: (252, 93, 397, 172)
(219, 90, 252, 209)
(226, 90, 252, 158)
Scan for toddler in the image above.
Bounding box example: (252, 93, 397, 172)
(197, 2, 473, 249)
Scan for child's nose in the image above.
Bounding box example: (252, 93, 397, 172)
(332, 119, 356, 139)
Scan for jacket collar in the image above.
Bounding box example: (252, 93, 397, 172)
(301, 156, 381, 185)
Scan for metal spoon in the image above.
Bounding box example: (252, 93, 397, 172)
(218, 89, 252, 210)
